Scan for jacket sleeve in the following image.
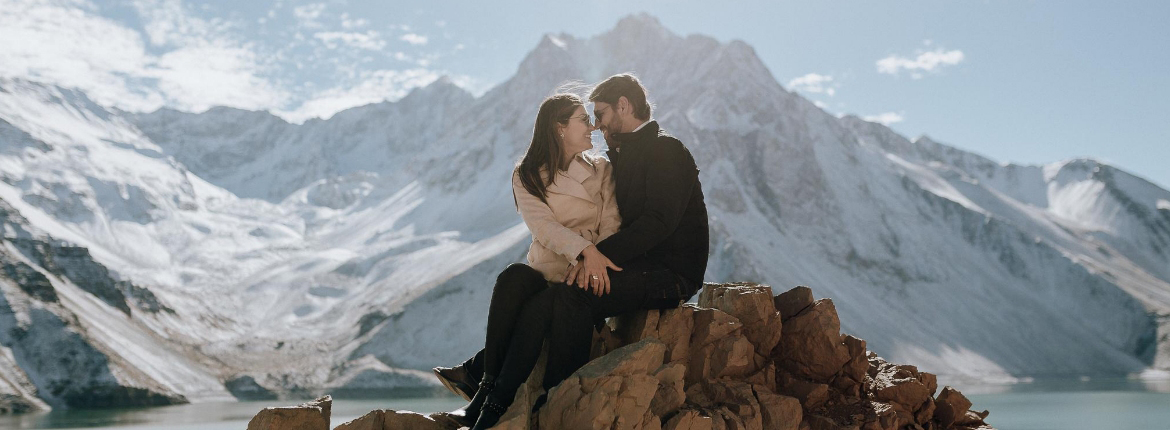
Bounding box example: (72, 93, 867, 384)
(595, 139, 697, 264)
(512, 170, 593, 263)
(597, 159, 622, 242)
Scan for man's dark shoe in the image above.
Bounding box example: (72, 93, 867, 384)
(433, 365, 478, 401)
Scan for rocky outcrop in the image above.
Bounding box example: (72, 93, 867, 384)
(250, 283, 994, 430)
(247, 395, 332, 430)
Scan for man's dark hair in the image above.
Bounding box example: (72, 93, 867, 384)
(589, 73, 651, 121)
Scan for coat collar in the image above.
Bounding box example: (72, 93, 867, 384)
(545, 154, 595, 202)
(607, 120, 659, 156)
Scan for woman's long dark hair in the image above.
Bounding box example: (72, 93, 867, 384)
(517, 93, 583, 204)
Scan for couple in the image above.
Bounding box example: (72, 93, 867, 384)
(434, 73, 709, 429)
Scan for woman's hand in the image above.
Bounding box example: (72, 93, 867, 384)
(564, 245, 621, 296)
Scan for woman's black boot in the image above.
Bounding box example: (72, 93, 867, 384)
(471, 397, 508, 430)
(451, 374, 495, 426)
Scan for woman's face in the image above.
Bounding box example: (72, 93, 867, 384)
(559, 105, 595, 157)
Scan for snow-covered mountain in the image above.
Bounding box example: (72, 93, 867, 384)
(1, 14, 1168, 411)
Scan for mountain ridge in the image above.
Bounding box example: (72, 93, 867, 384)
(0, 14, 1168, 412)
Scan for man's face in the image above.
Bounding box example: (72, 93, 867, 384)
(592, 101, 624, 147)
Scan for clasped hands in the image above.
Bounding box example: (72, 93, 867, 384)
(563, 245, 622, 296)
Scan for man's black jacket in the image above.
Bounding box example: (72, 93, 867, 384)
(595, 121, 709, 288)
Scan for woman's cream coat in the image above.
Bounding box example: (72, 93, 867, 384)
(512, 153, 621, 281)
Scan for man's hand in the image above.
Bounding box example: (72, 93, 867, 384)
(564, 261, 584, 286)
(566, 245, 622, 296)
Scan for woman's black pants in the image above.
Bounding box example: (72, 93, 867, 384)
(460, 263, 549, 380)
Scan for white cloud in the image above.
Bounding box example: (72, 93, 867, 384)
(133, 0, 224, 47)
(340, 13, 367, 29)
(400, 33, 428, 45)
(863, 111, 905, 125)
(314, 31, 386, 51)
(877, 46, 964, 76)
(787, 73, 837, 96)
(0, 0, 469, 123)
(0, 0, 285, 112)
(293, 3, 326, 29)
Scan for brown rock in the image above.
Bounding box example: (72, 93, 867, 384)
(804, 414, 846, 430)
(709, 381, 765, 430)
(869, 362, 932, 419)
(776, 371, 830, 410)
(610, 305, 697, 363)
(691, 308, 743, 347)
(914, 398, 936, 426)
(247, 395, 330, 430)
(333, 410, 383, 430)
(935, 386, 975, 427)
(743, 362, 777, 390)
(682, 381, 764, 430)
(651, 362, 687, 417)
(774, 286, 815, 322)
(333, 409, 458, 430)
(639, 407, 664, 430)
(920, 372, 938, 397)
(955, 408, 990, 426)
(832, 335, 869, 397)
(688, 335, 759, 387)
(698, 283, 784, 356)
(773, 299, 851, 382)
(752, 386, 802, 430)
(659, 305, 699, 362)
(539, 339, 666, 430)
(859, 401, 898, 430)
(663, 409, 715, 430)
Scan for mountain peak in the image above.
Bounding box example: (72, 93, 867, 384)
(605, 12, 676, 46)
(613, 12, 666, 32)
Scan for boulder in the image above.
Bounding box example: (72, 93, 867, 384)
(773, 286, 814, 322)
(773, 299, 851, 382)
(333, 409, 459, 430)
(934, 386, 974, 428)
(752, 385, 802, 430)
(698, 283, 783, 356)
(538, 338, 666, 430)
(247, 395, 330, 430)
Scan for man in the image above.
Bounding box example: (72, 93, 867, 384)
(439, 73, 709, 429)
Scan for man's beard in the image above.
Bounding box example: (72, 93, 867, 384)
(602, 116, 625, 147)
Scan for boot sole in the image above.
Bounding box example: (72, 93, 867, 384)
(433, 367, 475, 401)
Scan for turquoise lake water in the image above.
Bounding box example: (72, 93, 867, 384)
(2, 377, 1168, 430)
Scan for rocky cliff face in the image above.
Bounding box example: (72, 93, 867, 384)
(0, 197, 226, 413)
(253, 283, 995, 430)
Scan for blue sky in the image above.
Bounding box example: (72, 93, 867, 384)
(2, 0, 1167, 188)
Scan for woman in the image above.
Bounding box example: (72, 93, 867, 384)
(439, 93, 622, 429)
